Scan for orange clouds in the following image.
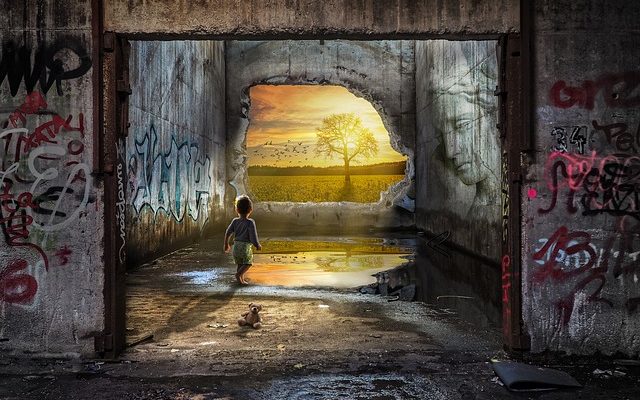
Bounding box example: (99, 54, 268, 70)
(246, 85, 405, 168)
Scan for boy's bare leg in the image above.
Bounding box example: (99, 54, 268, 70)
(235, 265, 244, 283)
(238, 264, 252, 284)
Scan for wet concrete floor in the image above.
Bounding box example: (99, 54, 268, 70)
(1, 234, 639, 399)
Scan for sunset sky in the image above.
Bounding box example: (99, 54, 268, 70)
(246, 85, 406, 168)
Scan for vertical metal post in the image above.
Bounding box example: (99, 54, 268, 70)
(499, 32, 530, 351)
(100, 30, 129, 358)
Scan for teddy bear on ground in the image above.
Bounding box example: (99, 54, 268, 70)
(238, 303, 262, 329)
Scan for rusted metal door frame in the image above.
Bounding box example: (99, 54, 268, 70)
(96, 25, 130, 358)
(497, 31, 530, 351)
(95, 22, 528, 357)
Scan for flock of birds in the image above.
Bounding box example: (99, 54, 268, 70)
(251, 139, 313, 163)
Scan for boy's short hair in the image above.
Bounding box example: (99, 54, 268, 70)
(235, 195, 253, 215)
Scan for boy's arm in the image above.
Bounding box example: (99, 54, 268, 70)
(224, 220, 235, 251)
(223, 232, 231, 252)
(250, 220, 261, 250)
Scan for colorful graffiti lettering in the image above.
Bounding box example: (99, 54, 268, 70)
(1, 91, 92, 304)
(128, 125, 212, 224)
(532, 224, 640, 324)
(549, 71, 640, 110)
(538, 151, 640, 219)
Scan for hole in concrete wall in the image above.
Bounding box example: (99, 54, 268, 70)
(244, 85, 406, 204)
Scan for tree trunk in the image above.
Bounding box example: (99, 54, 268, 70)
(344, 157, 351, 183)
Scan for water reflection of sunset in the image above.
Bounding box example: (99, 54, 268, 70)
(244, 251, 410, 289)
(247, 85, 406, 168)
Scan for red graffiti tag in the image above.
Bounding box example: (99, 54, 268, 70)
(0, 259, 38, 304)
(3, 91, 48, 129)
(501, 255, 512, 338)
(20, 113, 85, 153)
(538, 151, 640, 219)
(501, 255, 511, 304)
(55, 245, 72, 266)
(549, 71, 640, 110)
(532, 226, 612, 324)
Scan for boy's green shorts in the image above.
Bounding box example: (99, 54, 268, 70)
(232, 241, 254, 265)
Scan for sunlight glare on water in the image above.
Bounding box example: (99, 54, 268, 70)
(244, 238, 413, 289)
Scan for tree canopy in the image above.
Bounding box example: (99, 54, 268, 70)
(315, 113, 378, 182)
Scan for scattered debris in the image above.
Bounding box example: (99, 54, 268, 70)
(492, 360, 582, 391)
(592, 368, 627, 378)
(359, 264, 416, 302)
(390, 284, 415, 302)
(207, 323, 228, 328)
(359, 286, 376, 294)
(277, 344, 286, 351)
(293, 363, 305, 369)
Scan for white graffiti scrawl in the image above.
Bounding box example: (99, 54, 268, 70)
(128, 125, 212, 225)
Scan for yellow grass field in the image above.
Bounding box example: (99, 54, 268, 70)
(248, 175, 404, 203)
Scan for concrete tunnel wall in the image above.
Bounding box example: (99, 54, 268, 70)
(0, 0, 103, 355)
(414, 40, 502, 328)
(522, 0, 640, 355)
(126, 41, 227, 267)
(225, 40, 416, 230)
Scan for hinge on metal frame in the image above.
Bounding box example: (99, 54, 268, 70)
(117, 79, 132, 95)
(103, 32, 115, 52)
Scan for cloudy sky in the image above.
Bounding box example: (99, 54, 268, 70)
(246, 85, 406, 168)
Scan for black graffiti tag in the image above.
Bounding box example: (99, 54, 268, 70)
(0, 37, 91, 97)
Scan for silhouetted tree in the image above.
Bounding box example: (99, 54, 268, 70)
(315, 113, 378, 183)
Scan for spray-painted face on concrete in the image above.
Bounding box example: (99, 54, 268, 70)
(436, 91, 492, 186)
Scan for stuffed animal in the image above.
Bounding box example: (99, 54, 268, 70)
(238, 303, 262, 329)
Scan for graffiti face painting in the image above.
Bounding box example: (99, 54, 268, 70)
(436, 94, 493, 186)
(429, 41, 500, 218)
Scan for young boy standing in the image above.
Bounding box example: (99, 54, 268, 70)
(224, 195, 262, 284)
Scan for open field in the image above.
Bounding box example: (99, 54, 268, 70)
(248, 174, 404, 203)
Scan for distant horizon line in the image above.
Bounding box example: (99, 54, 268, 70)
(247, 160, 406, 169)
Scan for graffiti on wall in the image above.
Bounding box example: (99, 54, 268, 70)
(128, 125, 212, 225)
(532, 222, 640, 324)
(0, 37, 92, 97)
(538, 151, 640, 219)
(550, 126, 588, 154)
(422, 40, 502, 262)
(0, 33, 92, 306)
(549, 71, 640, 110)
(529, 70, 640, 333)
(0, 91, 92, 305)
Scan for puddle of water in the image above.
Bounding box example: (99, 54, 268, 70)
(173, 270, 221, 284)
(167, 236, 415, 290)
(245, 238, 413, 288)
